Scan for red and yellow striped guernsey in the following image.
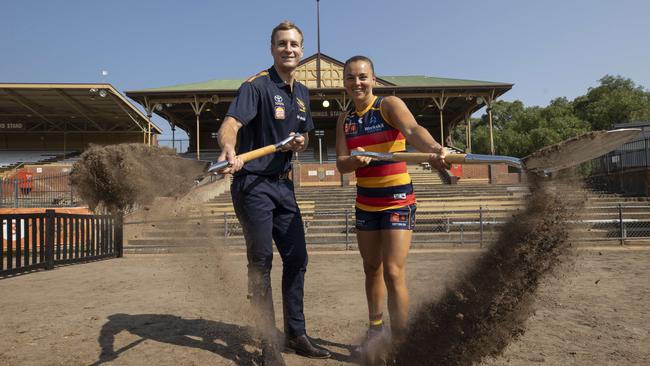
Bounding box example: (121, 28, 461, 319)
(344, 96, 415, 212)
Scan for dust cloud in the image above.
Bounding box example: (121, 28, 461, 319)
(383, 175, 587, 366)
(70, 143, 207, 212)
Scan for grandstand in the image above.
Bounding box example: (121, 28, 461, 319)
(0, 83, 163, 209)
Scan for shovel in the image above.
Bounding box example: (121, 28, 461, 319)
(350, 128, 640, 177)
(189, 133, 302, 184)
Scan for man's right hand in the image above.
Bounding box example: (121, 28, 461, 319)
(217, 146, 244, 174)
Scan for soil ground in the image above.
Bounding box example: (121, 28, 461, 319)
(0, 246, 648, 366)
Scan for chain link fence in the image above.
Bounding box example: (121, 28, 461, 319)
(0, 172, 80, 208)
(217, 204, 650, 248)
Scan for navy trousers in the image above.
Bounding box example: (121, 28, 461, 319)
(231, 174, 308, 339)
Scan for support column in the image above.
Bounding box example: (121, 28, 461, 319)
(485, 89, 496, 155)
(334, 92, 351, 111)
(172, 126, 176, 152)
(143, 96, 155, 146)
(189, 95, 209, 160)
(432, 93, 449, 146)
(465, 111, 471, 153)
(488, 106, 495, 155)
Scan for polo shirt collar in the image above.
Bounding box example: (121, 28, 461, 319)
(268, 66, 295, 89)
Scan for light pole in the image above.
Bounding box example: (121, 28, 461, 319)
(315, 129, 325, 165)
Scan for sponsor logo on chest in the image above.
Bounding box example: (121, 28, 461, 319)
(274, 106, 285, 120)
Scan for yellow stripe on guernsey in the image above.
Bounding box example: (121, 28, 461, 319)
(245, 71, 269, 83)
(361, 139, 406, 153)
(356, 173, 412, 188)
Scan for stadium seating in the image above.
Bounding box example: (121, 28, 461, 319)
(0, 150, 80, 170)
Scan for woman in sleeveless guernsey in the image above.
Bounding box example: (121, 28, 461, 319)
(335, 56, 449, 351)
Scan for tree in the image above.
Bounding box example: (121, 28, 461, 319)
(573, 75, 650, 130)
(466, 99, 590, 157)
(451, 75, 649, 158)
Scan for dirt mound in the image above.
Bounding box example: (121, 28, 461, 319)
(386, 175, 586, 366)
(70, 144, 207, 212)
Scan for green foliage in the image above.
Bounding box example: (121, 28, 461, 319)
(456, 75, 650, 158)
(574, 75, 650, 130)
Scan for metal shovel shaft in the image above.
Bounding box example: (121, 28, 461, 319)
(350, 151, 524, 169)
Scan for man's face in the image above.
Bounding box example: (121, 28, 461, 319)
(271, 29, 304, 72)
(344, 61, 376, 101)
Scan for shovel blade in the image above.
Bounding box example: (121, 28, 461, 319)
(523, 128, 641, 173)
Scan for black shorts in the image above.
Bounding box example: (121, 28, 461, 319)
(355, 204, 416, 231)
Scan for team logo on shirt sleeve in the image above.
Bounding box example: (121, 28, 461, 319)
(296, 98, 306, 112)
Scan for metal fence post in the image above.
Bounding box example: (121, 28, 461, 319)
(618, 203, 626, 246)
(45, 209, 55, 269)
(114, 211, 123, 258)
(479, 206, 484, 248)
(13, 178, 18, 208)
(345, 209, 349, 250)
(460, 223, 464, 245)
(224, 212, 228, 242)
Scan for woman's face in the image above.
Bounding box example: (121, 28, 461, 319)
(344, 60, 376, 103)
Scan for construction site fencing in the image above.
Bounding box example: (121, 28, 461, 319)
(218, 205, 650, 248)
(0, 172, 80, 208)
(1, 210, 122, 277)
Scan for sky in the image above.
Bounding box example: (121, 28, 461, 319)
(2, 0, 649, 139)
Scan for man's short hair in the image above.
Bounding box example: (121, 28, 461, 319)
(271, 20, 304, 46)
(344, 55, 376, 75)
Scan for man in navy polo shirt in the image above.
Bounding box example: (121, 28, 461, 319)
(216, 21, 330, 364)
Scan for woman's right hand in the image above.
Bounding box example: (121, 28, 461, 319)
(351, 147, 372, 167)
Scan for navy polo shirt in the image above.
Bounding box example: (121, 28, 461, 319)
(226, 66, 314, 176)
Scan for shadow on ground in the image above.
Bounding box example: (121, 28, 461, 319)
(90, 313, 259, 365)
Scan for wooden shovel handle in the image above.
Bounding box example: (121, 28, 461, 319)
(237, 145, 279, 163)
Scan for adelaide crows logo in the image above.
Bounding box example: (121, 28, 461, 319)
(344, 122, 357, 134)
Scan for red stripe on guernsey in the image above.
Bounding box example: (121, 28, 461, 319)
(356, 193, 416, 208)
(347, 129, 404, 150)
(355, 162, 407, 178)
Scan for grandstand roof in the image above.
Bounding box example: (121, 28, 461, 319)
(0, 83, 162, 134)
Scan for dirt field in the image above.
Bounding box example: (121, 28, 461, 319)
(0, 246, 648, 366)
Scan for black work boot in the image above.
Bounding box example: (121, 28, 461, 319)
(285, 334, 331, 359)
(261, 340, 286, 366)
